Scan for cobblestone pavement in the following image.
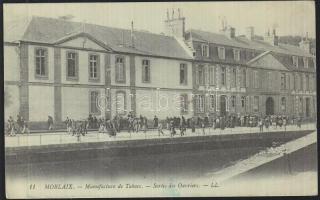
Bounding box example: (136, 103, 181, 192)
(5, 124, 316, 147)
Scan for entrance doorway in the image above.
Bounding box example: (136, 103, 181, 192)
(266, 97, 274, 115)
(306, 98, 310, 117)
(220, 95, 227, 116)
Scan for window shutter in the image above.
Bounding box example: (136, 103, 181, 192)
(204, 65, 208, 85)
(115, 59, 119, 81)
(44, 49, 48, 76)
(195, 66, 199, 85)
(75, 52, 79, 78)
(246, 69, 250, 88)
(303, 74, 306, 91)
(289, 73, 294, 90)
(185, 65, 188, 85)
(216, 66, 220, 88)
(105, 54, 110, 69)
(216, 95, 220, 112)
(123, 57, 126, 83)
(286, 73, 290, 90)
(142, 61, 145, 82)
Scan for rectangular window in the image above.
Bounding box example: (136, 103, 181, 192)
(197, 65, 204, 85)
(142, 59, 150, 83)
(201, 44, 209, 57)
(303, 57, 309, 68)
(253, 70, 259, 88)
(280, 73, 286, 90)
(89, 54, 99, 79)
(241, 96, 246, 110)
(180, 63, 188, 85)
(233, 49, 240, 61)
(196, 95, 205, 113)
(253, 96, 259, 112)
(231, 96, 236, 108)
(209, 66, 215, 85)
(231, 68, 237, 88)
(116, 56, 125, 82)
(180, 94, 188, 113)
(306, 74, 310, 91)
(241, 68, 246, 88)
(67, 52, 78, 78)
(221, 66, 226, 86)
(90, 91, 100, 114)
(267, 72, 272, 89)
(209, 95, 215, 111)
(218, 46, 225, 60)
(300, 73, 303, 91)
(35, 48, 47, 77)
(292, 56, 299, 67)
(116, 92, 126, 114)
(293, 74, 297, 91)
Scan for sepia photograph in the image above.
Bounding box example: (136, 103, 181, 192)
(3, 1, 317, 198)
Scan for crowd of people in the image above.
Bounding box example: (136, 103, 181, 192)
(6, 115, 30, 136)
(5, 112, 307, 137)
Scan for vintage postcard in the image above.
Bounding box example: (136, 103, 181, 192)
(4, 1, 317, 198)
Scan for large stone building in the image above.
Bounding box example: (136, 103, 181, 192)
(4, 11, 316, 126)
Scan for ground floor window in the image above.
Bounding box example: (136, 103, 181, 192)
(281, 97, 286, 112)
(180, 94, 188, 113)
(241, 96, 246, 111)
(196, 95, 205, 113)
(231, 96, 236, 108)
(90, 91, 100, 114)
(116, 92, 126, 114)
(253, 96, 259, 112)
(209, 94, 215, 111)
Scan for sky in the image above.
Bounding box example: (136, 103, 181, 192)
(4, 1, 316, 38)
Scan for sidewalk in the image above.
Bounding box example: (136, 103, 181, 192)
(5, 124, 316, 148)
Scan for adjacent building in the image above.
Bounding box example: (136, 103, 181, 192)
(4, 11, 316, 127)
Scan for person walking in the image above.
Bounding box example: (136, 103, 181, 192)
(201, 119, 205, 135)
(258, 118, 263, 132)
(48, 116, 53, 130)
(153, 116, 158, 129)
(142, 117, 148, 133)
(8, 116, 16, 136)
(283, 117, 287, 131)
(158, 122, 164, 136)
(170, 120, 175, 137)
(190, 118, 195, 134)
(180, 117, 186, 136)
(22, 120, 30, 134)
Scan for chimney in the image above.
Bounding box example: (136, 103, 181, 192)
(245, 26, 254, 40)
(164, 8, 185, 39)
(264, 27, 279, 46)
(299, 32, 311, 54)
(219, 16, 235, 39)
(220, 26, 236, 39)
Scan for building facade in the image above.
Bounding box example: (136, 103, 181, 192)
(4, 12, 316, 125)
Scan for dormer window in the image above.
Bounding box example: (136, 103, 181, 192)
(201, 44, 209, 57)
(218, 46, 225, 60)
(292, 56, 299, 67)
(303, 57, 309, 68)
(233, 49, 240, 61)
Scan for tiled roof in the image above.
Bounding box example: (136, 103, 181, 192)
(188, 29, 314, 57)
(272, 53, 315, 73)
(8, 16, 192, 60)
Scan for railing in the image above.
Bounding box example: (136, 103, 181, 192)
(5, 123, 316, 148)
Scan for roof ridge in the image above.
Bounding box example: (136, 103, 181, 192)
(32, 15, 175, 39)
